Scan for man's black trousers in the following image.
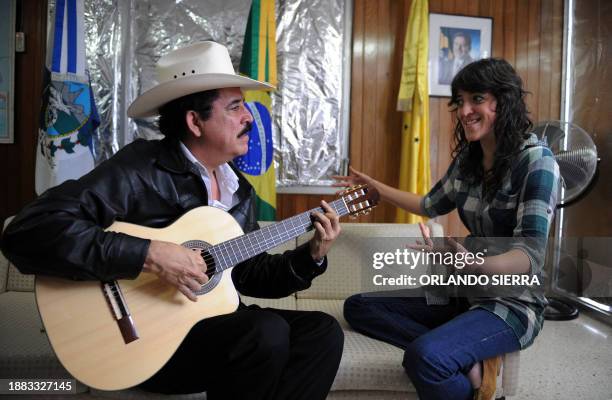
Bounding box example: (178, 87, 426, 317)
(141, 306, 344, 400)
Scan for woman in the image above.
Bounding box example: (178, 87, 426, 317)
(335, 58, 559, 400)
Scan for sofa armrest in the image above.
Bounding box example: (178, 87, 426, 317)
(1, 216, 15, 294)
(1, 215, 35, 293)
(501, 350, 520, 396)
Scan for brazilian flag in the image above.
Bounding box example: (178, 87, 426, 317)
(234, 0, 277, 221)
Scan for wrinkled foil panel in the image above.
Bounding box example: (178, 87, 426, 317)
(274, 0, 347, 186)
(75, 0, 347, 186)
(83, 0, 123, 161)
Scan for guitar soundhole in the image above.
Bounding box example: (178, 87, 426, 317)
(182, 240, 222, 295)
(200, 250, 215, 279)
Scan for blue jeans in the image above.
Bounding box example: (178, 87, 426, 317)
(344, 293, 521, 400)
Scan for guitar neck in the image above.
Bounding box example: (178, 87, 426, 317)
(208, 198, 349, 271)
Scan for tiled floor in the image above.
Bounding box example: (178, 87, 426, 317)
(514, 311, 612, 400)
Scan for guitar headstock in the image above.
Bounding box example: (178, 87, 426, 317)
(339, 185, 380, 218)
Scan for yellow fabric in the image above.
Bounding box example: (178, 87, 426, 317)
(265, 0, 277, 85)
(396, 0, 430, 224)
(257, 0, 267, 82)
(256, 0, 277, 85)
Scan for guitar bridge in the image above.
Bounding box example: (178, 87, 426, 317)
(101, 281, 139, 344)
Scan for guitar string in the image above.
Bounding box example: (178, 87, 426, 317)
(199, 217, 310, 274)
(196, 200, 353, 278)
(212, 200, 351, 258)
(206, 201, 347, 266)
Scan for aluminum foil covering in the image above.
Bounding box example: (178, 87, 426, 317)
(71, 0, 348, 186)
(274, 0, 348, 186)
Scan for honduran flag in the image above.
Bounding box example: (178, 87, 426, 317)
(35, 0, 99, 195)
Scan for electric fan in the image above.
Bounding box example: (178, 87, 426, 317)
(532, 121, 600, 321)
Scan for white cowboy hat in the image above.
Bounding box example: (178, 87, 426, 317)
(127, 41, 274, 118)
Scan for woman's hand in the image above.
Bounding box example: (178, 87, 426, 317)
(332, 167, 376, 189)
(409, 222, 470, 268)
(412, 222, 434, 250)
(333, 167, 425, 216)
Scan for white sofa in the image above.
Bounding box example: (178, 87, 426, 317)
(0, 218, 519, 399)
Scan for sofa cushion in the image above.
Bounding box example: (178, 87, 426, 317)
(90, 388, 206, 399)
(297, 298, 350, 330)
(0, 245, 8, 293)
(327, 390, 418, 399)
(1, 216, 14, 293)
(2, 216, 35, 293)
(296, 222, 442, 300)
(335, 331, 414, 392)
(6, 265, 35, 292)
(240, 294, 297, 309)
(296, 298, 415, 393)
(0, 291, 86, 392)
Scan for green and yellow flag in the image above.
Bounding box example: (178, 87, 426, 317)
(234, 0, 278, 221)
(396, 0, 430, 224)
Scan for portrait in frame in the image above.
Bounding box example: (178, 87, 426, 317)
(429, 13, 492, 97)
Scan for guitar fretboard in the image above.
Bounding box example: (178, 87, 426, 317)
(207, 198, 349, 270)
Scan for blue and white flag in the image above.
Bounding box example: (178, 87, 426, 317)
(35, 0, 99, 194)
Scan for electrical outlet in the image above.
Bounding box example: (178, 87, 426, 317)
(15, 32, 25, 53)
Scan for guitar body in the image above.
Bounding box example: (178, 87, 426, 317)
(33, 185, 380, 391)
(35, 206, 243, 391)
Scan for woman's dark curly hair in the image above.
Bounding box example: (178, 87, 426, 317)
(448, 58, 532, 200)
(158, 89, 220, 140)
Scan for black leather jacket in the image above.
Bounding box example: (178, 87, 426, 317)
(1, 138, 325, 298)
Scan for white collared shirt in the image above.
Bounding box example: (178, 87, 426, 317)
(179, 142, 239, 211)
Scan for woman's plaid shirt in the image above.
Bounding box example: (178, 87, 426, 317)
(421, 134, 560, 348)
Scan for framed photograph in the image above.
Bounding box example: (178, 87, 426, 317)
(429, 13, 492, 97)
(0, 0, 15, 143)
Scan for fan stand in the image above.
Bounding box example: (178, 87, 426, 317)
(545, 298, 580, 321)
(544, 231, 591, 321)
(544, 168, 601, 322)
(534, 121, 600, 322)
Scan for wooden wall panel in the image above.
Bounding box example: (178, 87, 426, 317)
(278, 0, 564, 238)
(0, 0, 47, 225)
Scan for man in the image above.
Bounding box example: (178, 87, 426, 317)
(1, 41, 343, 399)
(438, 31, 474, 85)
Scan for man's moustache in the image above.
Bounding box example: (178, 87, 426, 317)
(238, 122, 252, 138)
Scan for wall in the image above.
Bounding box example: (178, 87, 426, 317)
(562, 0, 612, 237)
(278, 0, 564, 237)
(0, 0, 46, 226)
(0, 0, 564, 237)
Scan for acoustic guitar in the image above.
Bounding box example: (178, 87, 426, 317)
(35, 185, 379, 390)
